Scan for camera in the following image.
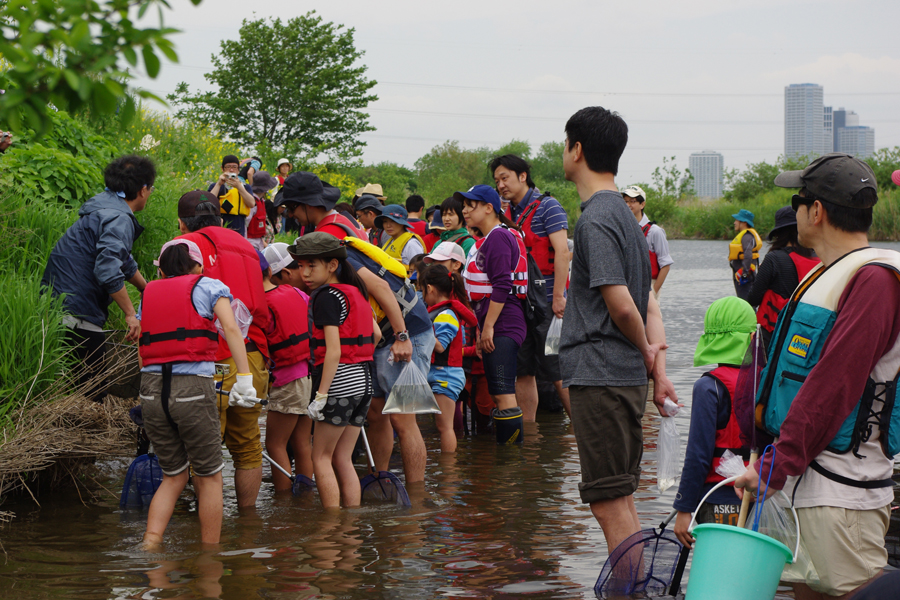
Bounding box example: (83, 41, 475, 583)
(227, 172, 238, 179)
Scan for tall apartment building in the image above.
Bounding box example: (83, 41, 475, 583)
(832, 108, 847, 153)
(785, 83, 825, 158)
(838, 126, 875, 159)
(823, 106, 833, 153)
(689, 151, 724, 198)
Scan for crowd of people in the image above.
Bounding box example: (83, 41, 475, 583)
(37, 106, 900, 598)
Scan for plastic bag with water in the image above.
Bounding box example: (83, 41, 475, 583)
(215, 298, 252, 339)
(382, 360, 440, 414)
(715, 449, 747, 480)
(544, 316, 562, 356)
(745, 489, 820, 586)
(656, 399, 682, 493)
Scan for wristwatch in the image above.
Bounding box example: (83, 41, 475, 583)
(396, 330, 410, 342)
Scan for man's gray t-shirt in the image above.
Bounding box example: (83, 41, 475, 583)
(559, 190, 651, 387)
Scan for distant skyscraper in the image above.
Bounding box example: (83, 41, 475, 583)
(689, 151, 724, 198)
(823, 106, 833, 153)
(785, 83, 825, 158)
(838, 126, 875, 159)
(832, 108, 847, 154)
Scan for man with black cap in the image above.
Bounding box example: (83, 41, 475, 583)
(735, 153, 900, 599)
(174, 190, 269, 508)
(285, 173, 436, 484)
(209, 154, 257, 237)
(276, 172, 367, 240)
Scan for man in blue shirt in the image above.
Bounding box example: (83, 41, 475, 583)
(491, 154, 571, 418)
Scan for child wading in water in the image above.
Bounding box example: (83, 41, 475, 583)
(138, 239, 258, 546)
(262, 242, 314, 490)
(673, 296, 756, 548)
(421, 264, 477, 452)
(287, 232, 380, 508)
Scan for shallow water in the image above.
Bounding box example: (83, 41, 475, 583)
(1, 240, 896, 599)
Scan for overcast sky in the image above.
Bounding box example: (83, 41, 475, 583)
(134, 0, 900, 189)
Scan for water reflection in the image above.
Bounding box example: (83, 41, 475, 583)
(0, 241, 895, 599)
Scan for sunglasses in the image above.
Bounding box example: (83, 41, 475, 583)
(791, 194, 815, 212)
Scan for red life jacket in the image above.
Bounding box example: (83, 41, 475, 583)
(756, 251, 822, 333)
(265, 285, 310, 367)
(408, 219, 427, 238)
(317, 212, 367, 241)
(309, 283, 375, 366)
(423, 232, 441, 252)
(515, 193, 556, 276)
(139, 275, 219, 366)
(641, 221, 661, 279)
(428, 299, 477, 368)
(246, 198, 267, 239)
(464, 226, 528, 301)
(178, 226, 269, 360)
(704, 366, 749, 485)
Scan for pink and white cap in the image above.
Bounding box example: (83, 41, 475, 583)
(424, 241, 467, 264)
(154, 239, 204, 267)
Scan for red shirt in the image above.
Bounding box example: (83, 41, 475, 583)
(408, 218, 427, 238)
(758, 265, 900, 488)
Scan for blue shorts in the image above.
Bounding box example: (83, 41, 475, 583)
(372, 328, 436, 399)
(428, 365, 466, 401)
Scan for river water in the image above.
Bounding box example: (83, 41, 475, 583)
(0, 240, 897, 599)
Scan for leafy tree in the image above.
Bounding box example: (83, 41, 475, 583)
(414, 141, 492, 205)
(724, 154, 810, 202)
(169, 12, 377, 159)
(531, 140, 580, 226)
(866, 147, 900, 192)
(490, 139, 532, 163)
(345, 161, 417, 205)
(0, 0, 198, 134)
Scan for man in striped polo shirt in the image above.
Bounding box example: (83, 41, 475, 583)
(491, 154, 572, 419)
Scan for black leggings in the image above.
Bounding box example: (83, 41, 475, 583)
(65, 327, 108, 403)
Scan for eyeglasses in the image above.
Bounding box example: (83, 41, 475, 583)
(791, 194, 814, 212)
(624, 198, 640, 205)
(145, 185, 155, 193)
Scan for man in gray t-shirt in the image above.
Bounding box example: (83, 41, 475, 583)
(559, 106, 678, 557)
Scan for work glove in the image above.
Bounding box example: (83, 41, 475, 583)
(307, 391, 328, 421)
(228, 374, 260, 408)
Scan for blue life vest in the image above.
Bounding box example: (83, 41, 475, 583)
(758, 247, 900, 466)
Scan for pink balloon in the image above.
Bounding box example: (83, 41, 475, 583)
(892, 170, 900, 187)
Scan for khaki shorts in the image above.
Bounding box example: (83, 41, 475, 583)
(140, 373, 224, 477)
(267, 376, 312, 415)
(215, 351, 269, 470)
(569, 385, 648, 504)
(796, 505, 890, 596)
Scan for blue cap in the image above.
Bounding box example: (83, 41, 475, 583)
(731, 209, 755, 228)
(430, 208, 443, 229)
(256, 248, 269, 273)
(375, 204, 411, 230)
(453, 184, 502, 214)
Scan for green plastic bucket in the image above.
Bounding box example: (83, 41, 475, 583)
(685, 523, 793, 600)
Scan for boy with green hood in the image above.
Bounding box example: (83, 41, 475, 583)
(672, 296, 757, 548)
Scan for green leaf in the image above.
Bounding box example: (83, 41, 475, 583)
(119, 96, 136, 131)
(91, 81, 117, 114)
(156, 40, 178, 63)
(142, 46, 160, 78)
(122, 46, 138, 67)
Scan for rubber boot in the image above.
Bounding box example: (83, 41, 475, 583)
(492, 407, 524, 445)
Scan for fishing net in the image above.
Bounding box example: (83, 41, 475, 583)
(292, 474, 316, 496)
(360, 470, 411, 506)
(120, 453, 162, 509)
(594, 527, 684, 598)
(733, 330, 767, 448)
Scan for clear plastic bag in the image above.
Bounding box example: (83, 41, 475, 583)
(382, 361, 441, 414)
(216, 298, 252, 339)
(745, 491, 819, 585)
(544, 315, 562, 356)
(714, 449, 747, 480)
(656, 399, 682, 493)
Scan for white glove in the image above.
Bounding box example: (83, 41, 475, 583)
(307, 391, 328, 421)
(228, 374, 259, 408)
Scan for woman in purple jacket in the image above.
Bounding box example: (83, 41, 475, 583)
(456, 185, 526, 445)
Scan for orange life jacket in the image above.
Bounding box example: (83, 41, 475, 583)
(265, 285, 310, 367)
(139, 274, 219, 366)
(309, 284, 375, 366)
(641, 221, 661, 279)
(178, 226, 269, 360)
(704, 366, 750, 485)
(428, 299, 477, 368)
(756, 252, 821, 333)
(317, 212, 367, 241)
(515, 193, 555, 276)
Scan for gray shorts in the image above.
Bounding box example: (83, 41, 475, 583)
(140, 373, 225, 477)
(569, 384, 648, 504)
